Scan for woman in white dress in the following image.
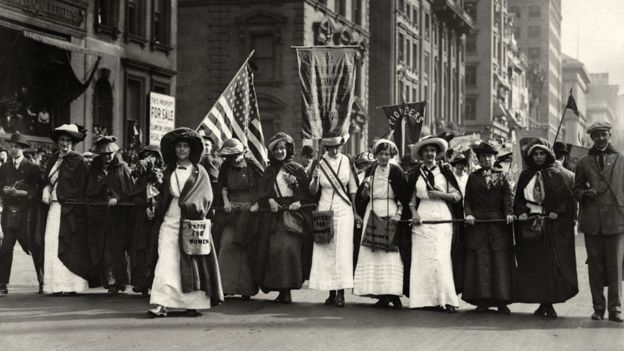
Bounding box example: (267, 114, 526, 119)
(353, 139, 409, 308)
(309, 136, 359, 307)
(148, 128, 223, 317)
(41, 124, 91, 295)
(408, 136, 463, 311)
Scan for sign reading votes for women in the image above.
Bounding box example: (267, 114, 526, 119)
(149, 92, 176, 146)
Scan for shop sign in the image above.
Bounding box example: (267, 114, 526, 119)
(149, 92, 175, 146)
(0, 0, 86, 30)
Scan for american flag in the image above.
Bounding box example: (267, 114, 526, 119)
(197, 61, 268, 170)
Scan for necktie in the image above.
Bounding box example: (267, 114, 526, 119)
(599, 153, 605, 170)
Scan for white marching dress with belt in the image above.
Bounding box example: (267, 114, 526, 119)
(409, 166, 460, 308)
(43, 158, 88, 293)
(150, 167, 213, 309)
(309, 154, 356, 291)
(353, 165, 404, 296)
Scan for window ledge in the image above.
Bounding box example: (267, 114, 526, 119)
(150, 41, 173, 55)
(95, 24, 121, 40)
(125, 33, 148, 47)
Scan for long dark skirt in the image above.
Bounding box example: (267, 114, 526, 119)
(261, 217, 303, 291)
(462, 248, 513, 306)
(513, 223, 578, 303)
(219, 220, 259, 296)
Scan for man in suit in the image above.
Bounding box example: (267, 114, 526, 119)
(0, 133, 43, 295)
(573, 121, 624, 322)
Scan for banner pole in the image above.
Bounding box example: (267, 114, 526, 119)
(553, 107, 568, 144)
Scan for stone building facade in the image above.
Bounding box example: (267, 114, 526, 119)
(0, 0, 178, 151)
(177, 0, 370, 154)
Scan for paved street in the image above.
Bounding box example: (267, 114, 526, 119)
(1, 236, 622, 351)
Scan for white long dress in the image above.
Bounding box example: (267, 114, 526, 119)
(309, 153, 356, 291)
(353, 165, 404, 296)
(150, 167, 214, 309)
(43, 158, 88, 293)
(409, 166, 460, 308)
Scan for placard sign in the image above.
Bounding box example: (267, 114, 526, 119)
(149, 92, 175, 146)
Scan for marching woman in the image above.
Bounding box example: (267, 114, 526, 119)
(128, 145, 163, 295)
(513, 139, 578, 318)
(353, 139, 409, 308)
(309, 136, 359, 307)
(253, 132, 312, 303)
(216, 138, 262, 299)
(463, 142, 515, 314)
(148, 128, 223, 317)
(40, 124, 91, 294)
(407, 136, 464, 311)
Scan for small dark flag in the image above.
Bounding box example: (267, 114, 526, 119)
(565, 89, 580, 117)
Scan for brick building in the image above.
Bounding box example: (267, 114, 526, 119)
(368, 0, 472, 147)
(0, 0, 178, 151)
(177, 0, 370, 154)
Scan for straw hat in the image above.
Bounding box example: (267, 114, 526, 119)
(51, 124, 85, 143)
(410, 135, 448, 160)
(321, 136, 346, 147)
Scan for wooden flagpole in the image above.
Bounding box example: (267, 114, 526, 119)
(553, 88, 572, 144)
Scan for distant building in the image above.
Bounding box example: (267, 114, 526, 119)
(0, 0, 177, 151)
(177, 0, 370, 154)
(368, 0, 472, 148)
(463, 0, 528, 142)
(561, 54, 591, 146)
(509, 0, 563, 141)
(586, 73, 619, 145)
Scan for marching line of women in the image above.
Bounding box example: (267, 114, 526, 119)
(0, 121, 622, 323)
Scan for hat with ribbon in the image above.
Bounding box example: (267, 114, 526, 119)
(51, 124, 86, 143)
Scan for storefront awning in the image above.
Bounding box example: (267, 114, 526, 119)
(0, 19, 105, 57)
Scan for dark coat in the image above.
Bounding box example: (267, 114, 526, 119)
(573, 144, 624, 235)
(406, 162, 465, 294)
(85, 154, 134, 287)
(38, 152, 91, 280)
(0, 157, 42, 253)
(252, 160, 314, 291)
(513, 151, 578, 303)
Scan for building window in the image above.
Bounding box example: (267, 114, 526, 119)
(465, 96, 477, 120)
(412, 42, 419, 71)
(398, 33, 405, 62)
(529, 5, 541, 18)
(466, 34, 476, 53)
(433, 22, 438, 44)
(94, 76, 114, 136)
(464, 2, 476, 21)
(406, 38, 411, 68)
(250, 33, 278, 82)
(424, 52, 430, 74)
(466, 64, 477, 86)
(152, 0, 172, 48)
(352, 0, 362, 26)
(126, 77, 145, 147)
(528, 47, 541, 60)
(413, 88, 418, 101)
(510, 5, 521, 18)
(528, 26, 540, 38)
(96, 0, 119, 38)
(425, 12, 430, 40)
(336, 0, 347, 17)
(493, 34, 499, 59)
(398, 81, 404, 101)
(413, 6, 419, 27)
(126, 0, 146, 42)
(398, 0, 405, 12)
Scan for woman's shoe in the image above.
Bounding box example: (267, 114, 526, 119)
(106, 286, 120, 297)
(373, 297, 390, 308)
(475, 305, 489, 312)
(444, 305, 458, 313)
(544, 305, 557, 319)
(64, 292, 77, 296)
(240, 295, 251, 301)
(148, 305, 168, 318)
(325, 291, 337, 305)
(534, 304, 547, 317)
(335, 291, 345, 308)
(280, 290, 292, 304)
(186, 309, 202, 317)
(389, 296, 403, 309)
(497, 305, 511, 314)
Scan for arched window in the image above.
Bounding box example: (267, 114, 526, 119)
(93, 75, 114, 136)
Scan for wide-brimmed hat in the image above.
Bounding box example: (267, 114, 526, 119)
(160, 127, 204, 165)
(219, 138, 245, 157)
(321, 136, 346, 147)
(9, 133, 30, 149)
(553, 141, 569, 155)
(449, 153, 469, 166)
(472, 141, 499, 156)
(51, 124, 85, 143)
(587, 121, 612, 134)
(138, 144, 162, 159)
(497, 152, 513, 163)
(411, 135, 448, 160)
(92, 136, 120, 154)
(301, 145, 315, 157)
(355, 151, 375, 164)
(372, 138, 399, 156)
